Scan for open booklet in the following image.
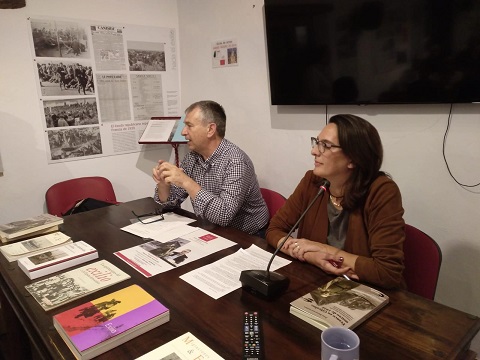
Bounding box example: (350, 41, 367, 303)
(115, 226, 236, 277)
(138, 116, 187, 143)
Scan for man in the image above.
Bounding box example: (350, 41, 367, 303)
(152, 100, 269, 235)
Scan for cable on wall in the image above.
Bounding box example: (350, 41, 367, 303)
(442, 103, 480, 188)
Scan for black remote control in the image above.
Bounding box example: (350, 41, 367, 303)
(243, 311, 264, 360)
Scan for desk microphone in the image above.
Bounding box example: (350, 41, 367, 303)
(240, 179, 330, 299)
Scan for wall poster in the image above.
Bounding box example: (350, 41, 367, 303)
(28, 17, 180, 163)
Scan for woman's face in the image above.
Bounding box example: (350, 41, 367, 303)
(311, 123, 353, 182)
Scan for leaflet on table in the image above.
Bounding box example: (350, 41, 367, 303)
(121, 212, 196, 240)
(180, 244, 291, 299)
(114, 227, 236, 277)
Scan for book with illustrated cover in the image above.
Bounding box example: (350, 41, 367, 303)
(25, 259, 131, 311)
(135, 332, 223, 360)
(0, 213, 63, 243)
(0, 231, 71, 262)
(54, 284, 169, 360)
(18, 241, 98, 280)
(290, 277, 389, 331)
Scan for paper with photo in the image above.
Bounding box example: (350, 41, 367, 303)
(115, 227, 235, 277)
(180, 244, 291, 299)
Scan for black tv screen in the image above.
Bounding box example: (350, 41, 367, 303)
(264, 0, 480, 105)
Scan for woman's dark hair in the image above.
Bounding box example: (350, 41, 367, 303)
(329, 114, 386, 210)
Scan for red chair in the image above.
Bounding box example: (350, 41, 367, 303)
(260, 188, 286, 220)
(46, 176, 118, 217)
(403, 224, 442, 300)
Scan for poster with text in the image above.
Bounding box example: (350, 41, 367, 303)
(212, 39, 238, 68)
(28, 17, 180, 163)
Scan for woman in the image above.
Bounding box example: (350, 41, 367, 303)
(266, 114, 405, 289)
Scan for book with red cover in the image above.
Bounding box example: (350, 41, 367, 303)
(53, 284, 169, 360)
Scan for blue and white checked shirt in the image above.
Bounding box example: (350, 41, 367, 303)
(154, 138, 269, 235)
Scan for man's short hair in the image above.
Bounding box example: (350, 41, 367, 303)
(185, 100, 226, 137)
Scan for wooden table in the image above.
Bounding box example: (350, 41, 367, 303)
(1, 198, 479, 359)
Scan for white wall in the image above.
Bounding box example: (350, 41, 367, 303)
(0, 0, 479, 353)
(177, 0, 480, 352)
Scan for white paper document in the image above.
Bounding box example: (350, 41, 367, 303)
(121, 212, 196, 240)
(115, 227, 236, 277)
(180, 244, 291, 299)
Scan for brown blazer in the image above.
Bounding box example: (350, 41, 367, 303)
(266, 170, 406, 289)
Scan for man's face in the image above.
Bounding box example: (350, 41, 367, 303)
(181, 107, 210, 153)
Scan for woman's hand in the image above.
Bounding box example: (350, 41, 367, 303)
(281, 237, 357, 278)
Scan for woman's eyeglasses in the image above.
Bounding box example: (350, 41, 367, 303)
(311, 137, 341, 153)
(131, 208, 164, 224)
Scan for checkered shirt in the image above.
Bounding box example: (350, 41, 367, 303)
(154, 138, 269, 234)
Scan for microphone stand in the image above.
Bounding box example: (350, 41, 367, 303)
(240, 180, 330, 299)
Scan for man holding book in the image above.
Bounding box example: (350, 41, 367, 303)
(152, 100, 269, 236)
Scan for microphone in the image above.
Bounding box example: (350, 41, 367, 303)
(240, 179, 330, 299)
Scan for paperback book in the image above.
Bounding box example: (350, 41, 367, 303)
(290, 277, 389, 330)
(136, 332, 223, 360)
(18, 241, 98, 280)
(0, 213, 63, 243)
(25, 259, 131, 311)
(0, 231, 71, 262)
(54, 284, 169, 360)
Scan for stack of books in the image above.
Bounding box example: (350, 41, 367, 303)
(290, 277, 389, 330)
(54, 284, 170, 360)
(18, 241, 98, 280)
(0, 213, 63, 243)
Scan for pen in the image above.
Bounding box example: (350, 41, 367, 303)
(328, 259, 350, 280)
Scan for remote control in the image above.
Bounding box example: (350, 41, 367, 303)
(243, 311, 264, 360)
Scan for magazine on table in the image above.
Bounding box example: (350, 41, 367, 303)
(136, 332, 223, 360)
(290, 277, 389, 330)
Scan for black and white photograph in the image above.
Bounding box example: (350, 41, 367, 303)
(31, 18, 90, 59)
(127, 40, 166, 71)
(48, 126, 103, 160)
(43, 98, 99, 128)
(28, 249, 66, 265)
(37, 59, 95, 96)
(139, 238, 190, 258)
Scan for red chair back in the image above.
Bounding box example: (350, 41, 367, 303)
(260, 188, 286, 220)
(46, 176, 117, 217)
(403, 224, 442, 300)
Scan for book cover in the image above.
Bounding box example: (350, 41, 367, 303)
(54, 284, 169, 360)
(25, 259, 131, 311)
(18, 241, 98, 279)
(0, 213, 63, 241)
(135, 332, 223, 360)
(290, 277, 389, 330)
(0, 231, 71, 262)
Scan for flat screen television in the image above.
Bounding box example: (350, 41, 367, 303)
(264, 0, 480, 105)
